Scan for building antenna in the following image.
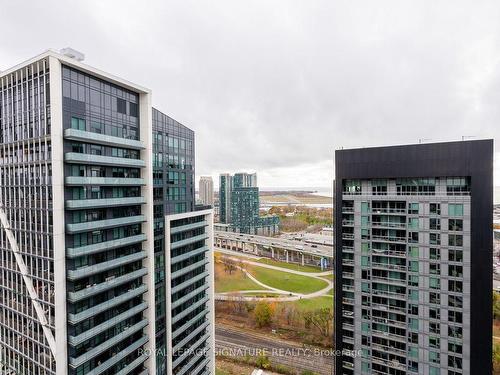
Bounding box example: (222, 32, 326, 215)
(419, 138, 431, 144)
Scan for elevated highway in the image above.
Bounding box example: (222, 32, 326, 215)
(214, 231, 333, 269)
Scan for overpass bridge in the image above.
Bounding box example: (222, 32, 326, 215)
(214, 231, 333, 269)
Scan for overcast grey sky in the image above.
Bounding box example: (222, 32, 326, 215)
(1, 0, 499, 190)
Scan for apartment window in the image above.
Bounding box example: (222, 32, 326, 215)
(429, 218, 440, 230)
(446, 177, 470, 195)
(430, 248, 440, 260)
(429, 351, 440, 365)
(344, 180, 361, 194)
(408, 275, 419, 287)
(430, 263, 440, 275)
(409, 261, 419, 272)
(449, 325, 463, 339)
(408, 332, 418, 344)
(117, 98, 127, 114)
(430, 203, 441, 215)
(371, 179, 387, 195)
(72, 143, 84, 153)
(449, 295, 463, 308)
(448, 355, 462, 370)
(408, 232, 419, 243)
(449, 204, 464, 216)
(90, 121, 102, 133)
(408, 203, 419, 214)
(429, 366, 440, 375)
(429, 292, 440, 305)
(430, 233, 440, 245)
(361, 282, 370, 293)
(408, 304, 419, 316)
(408, 217, 419, 230)
(430, 321, 440, 334)
(430, 277, 440, 289)
(361, 256, 370, 267)
(449, 280, 463, 293)
(449, 219, 463, 231)
(361, 216, 369, 227)
(429, 308, 440, 320)
(449, 249, 463, 262)
(449, 265, 463, 278)
(409, 289, 419, 301)
(408, 346, 418, 359)
(71, 116, 85, 130)
(129, 102, 138, 117)
(408, 318, 419, 330)
(449, 342, 463, 354)
(409, 246, 419, 258)
(449, 234, 463, 247)
(429, 336, 440, 349)
(361, 202, 369, 213)
(449, 311, 463, 324)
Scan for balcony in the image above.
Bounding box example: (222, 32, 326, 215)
(371, 262, 407, 271)
(69, 302, 148, 346)
(171, 246, 209, 265)
(174, 333, 211, 375)
(371, 235, 406, 244)
(67, 268, 148, 302)
(67, 234, 146, 258)
(115, 352, 149, 375)
(65, 152, 146, 168)
(171, 234, 209, 250)
(68, 319, 148, 368)
(172, 296, 209, 324)
(170, 220, 208, 235)
(372, 221, 406, 229)
(172, 284, 210, 309)
(67, 251, 147, 280)
(171, 271, 209, 294)
(68, 284, 147, 324)
(66, 215, 146, 234)
(66, 196, 146, 210)
(342, 233, 355, 240)
(64, 128, 145, 150)
(171, 258, 210, 280)
(371, 276, 407, 286)
(65, 176, 146, 186)
(172, 310, 208, 339)
(173, 320, 210, 353)
(372, 316, 406, 329)
(371, 208, 406, 214)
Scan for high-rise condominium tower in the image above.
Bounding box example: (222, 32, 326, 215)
(218, 172, 278, 235)
(334, 140, 493, 375)
(0, 50, 214, 375)
(199, 176, 214, 206)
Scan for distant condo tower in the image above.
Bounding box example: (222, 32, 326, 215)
(334, 140, 493, 375)
(218, 173, 279, 235)
(0, 50, 215, 375)
(199, 176, 214, 206)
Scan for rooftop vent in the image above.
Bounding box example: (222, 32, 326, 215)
(60, 48, 85, 62)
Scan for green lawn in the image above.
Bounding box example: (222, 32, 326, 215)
(321, 273, 334, 281)
(215, 369, 230, 375)
(287, 296, 334, 312)
(215, 263, 266, 293)
(256, 258, 323, 273)
(247, 266, 328, 294)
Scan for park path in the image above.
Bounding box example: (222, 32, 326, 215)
(215, 252, 334, 302)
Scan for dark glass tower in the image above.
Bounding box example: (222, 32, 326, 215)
(334, 140, 493, 375)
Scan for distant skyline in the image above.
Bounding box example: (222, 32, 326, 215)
(2, 1, 499, 188)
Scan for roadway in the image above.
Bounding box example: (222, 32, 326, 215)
(215, 324, 334, 375)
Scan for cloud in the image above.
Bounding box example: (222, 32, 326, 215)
(1, 0, 499, 189)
